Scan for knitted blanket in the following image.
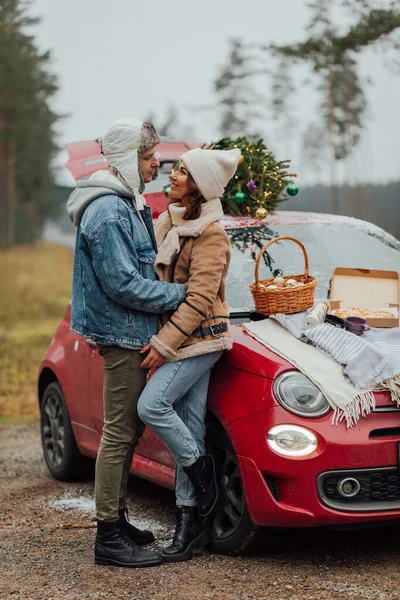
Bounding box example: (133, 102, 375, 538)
(243, 313, 400, 427)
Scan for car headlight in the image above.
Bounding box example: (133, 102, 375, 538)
(267, 424, 317, 457)
(273, 371, 331, 418)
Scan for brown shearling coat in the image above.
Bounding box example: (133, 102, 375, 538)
(150, 220, 232, 361)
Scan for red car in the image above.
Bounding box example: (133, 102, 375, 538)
(39, 182, 400, 554)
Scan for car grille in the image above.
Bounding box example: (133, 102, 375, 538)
(369, 427, 400, 439)
(263, 475, 281, 502)
(317, 467, 400, 512)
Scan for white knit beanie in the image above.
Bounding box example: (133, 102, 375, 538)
(181, 148, 241, 201)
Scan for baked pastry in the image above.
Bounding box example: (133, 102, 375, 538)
(334, 308, 395, 319)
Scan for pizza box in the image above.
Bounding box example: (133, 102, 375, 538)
(329, 267, 399, 328)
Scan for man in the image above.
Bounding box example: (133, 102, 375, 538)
(67, 119, 186, 568)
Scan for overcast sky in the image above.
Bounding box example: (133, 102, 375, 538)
(30, 0, 400, 186)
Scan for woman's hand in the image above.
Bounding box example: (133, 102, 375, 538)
(140, 344, 166, 369)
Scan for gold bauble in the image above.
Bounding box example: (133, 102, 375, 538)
(238, 154, 245, 165)
(255, 207, 268, 219)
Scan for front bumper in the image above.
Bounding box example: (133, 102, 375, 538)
(228, 406, 400, 528)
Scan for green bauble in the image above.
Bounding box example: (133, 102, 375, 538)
(234, 191, 246, 203)
(287, 183, 299, 197)
(163, 186, 171, 197)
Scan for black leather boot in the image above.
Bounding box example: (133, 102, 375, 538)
(162, 506, 210, 563)
(94, 520, 163, 568)
(118, 509, 155, 546)
(183, 455, 219, 517)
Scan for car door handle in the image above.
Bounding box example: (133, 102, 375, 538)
(86, 339, 97, 348)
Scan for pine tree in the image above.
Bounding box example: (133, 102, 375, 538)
(0, 0, 60, 248)
(268, 0, 400, 165)
(213, 39, 265, 138)
(211, 1, 400, 215)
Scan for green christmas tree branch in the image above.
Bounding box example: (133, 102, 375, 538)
(206, 137, 297, 215)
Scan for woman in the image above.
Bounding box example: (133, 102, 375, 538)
(137, 147, 240, 562)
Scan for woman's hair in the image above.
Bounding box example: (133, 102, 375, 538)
(182, 172, 206, 220)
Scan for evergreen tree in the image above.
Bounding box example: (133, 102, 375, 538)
(144, 102, 196, 141)
(212, 1, 400, 213)
(269, 0, 400, 166)
(0, 0, 60, 248)
(213, 39, 265, 138)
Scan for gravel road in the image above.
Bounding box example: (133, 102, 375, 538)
(1, 423, 400, 600)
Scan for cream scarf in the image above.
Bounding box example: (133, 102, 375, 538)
(168, 203, 187, 226)
(154, 198, 224, 275)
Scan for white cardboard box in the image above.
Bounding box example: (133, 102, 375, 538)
(330, 267, 399, 328)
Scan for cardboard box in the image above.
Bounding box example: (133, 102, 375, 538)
(330, 267, 399, 328)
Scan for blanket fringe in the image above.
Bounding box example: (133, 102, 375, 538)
(332, 390, 376, 428)
(332, 374, 400, 428)
(373, 374, 400, 407)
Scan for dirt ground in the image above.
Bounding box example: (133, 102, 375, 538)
(1, 423, 400, 600)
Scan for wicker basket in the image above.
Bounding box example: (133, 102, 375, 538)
(250, 236, 317, 315)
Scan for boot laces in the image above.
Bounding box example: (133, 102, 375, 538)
(118, 510, 137, 549)
(197, 473, 207, 493)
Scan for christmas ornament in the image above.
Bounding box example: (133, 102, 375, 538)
(255, 207, 268, 219)
(247, 180, 257, 193)
(286, 183, 298, 197)
(163, 186, 171, 197)
(234, 191, 246, 203)
(238, 154, 245, 165)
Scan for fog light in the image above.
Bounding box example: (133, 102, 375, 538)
(267, 425, 318, 457)
(338, 477, 361, 498)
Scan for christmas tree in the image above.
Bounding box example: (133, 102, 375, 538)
(207, 136, 297, 216)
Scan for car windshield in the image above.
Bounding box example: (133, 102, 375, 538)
(226, 220, 400, 314)
(145, 161, 175, 193)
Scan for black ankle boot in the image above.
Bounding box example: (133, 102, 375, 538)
(95, 520, 163, 568)
(118, 509, 155, 546)
(183, 455, 219, 517)
(162, 506, 210, 563)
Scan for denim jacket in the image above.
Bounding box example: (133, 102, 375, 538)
(67, 174, 186, 349)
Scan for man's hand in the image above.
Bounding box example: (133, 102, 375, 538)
(140, 343, 166, 369)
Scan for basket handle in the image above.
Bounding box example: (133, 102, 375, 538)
(254, 236, 310, 285)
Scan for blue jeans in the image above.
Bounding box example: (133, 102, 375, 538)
(137, 351, 223, 506)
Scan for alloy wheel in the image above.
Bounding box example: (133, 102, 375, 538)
(41, 393, 65, 469)
(209, 440, 246, 540)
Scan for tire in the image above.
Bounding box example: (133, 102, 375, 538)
(206, 422, 262, 555)
(40, 381, 92, 481)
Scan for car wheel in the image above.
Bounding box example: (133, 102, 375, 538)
(40, 381, 92, 481)
(206, 422, 261, 555)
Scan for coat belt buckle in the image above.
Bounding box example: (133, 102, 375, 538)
(209, 323, 224, 336)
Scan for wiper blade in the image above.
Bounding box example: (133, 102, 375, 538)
(230, 311, 268, 321)
(229, 311, 251, 319)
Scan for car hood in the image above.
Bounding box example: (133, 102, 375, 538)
(223, 324, 295, 378)
(225, 323, 394, 411)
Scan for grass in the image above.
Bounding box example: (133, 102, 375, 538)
(0, 242, 73, 422)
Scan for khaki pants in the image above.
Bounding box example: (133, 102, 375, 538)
(95, 345, 148, 522)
